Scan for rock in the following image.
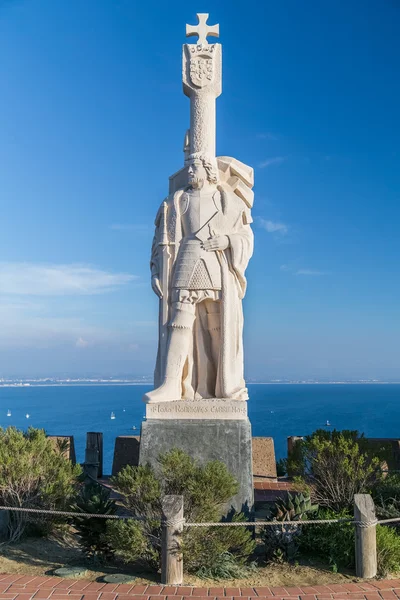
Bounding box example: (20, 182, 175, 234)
(103, 574, 136, 584)
(53, 566, 88, 579)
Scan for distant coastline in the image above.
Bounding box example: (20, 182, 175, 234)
(1, 381, 400, 388)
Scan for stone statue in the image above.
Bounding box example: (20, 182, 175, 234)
(143, 14, 254, 404)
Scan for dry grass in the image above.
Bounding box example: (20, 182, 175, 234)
(0, 533, 356, 586)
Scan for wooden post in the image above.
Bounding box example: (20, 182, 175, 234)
(354, 494, 377, 578)
(84, 447, 99, 482)
(161, 495, 184, 585)
(86, 432, 103, 478)
(0, 509, 9, 541)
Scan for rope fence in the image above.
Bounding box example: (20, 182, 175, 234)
(0, 494, 396, 583)
(0, 504, 399, 527)
(0, 506, 145, 521)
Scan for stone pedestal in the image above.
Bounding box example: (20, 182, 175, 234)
(139, 401, 253, 513)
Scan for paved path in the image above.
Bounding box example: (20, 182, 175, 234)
(1, 575, 400, 600)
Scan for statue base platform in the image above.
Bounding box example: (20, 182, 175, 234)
(145, 398, 248, 420)
(139, 416, 253, 513)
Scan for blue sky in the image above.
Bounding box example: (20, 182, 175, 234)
(0, 0, 399, 380)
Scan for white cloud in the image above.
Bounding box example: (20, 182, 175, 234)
(296, 269, 325, 276)
(0, 263, 137, 296)
(76, 337, 90, 348)
(258, 218, 288, 235)
(258, 156, 287, 169)
(280, 264, 290, 271)
(0, 306, 104, 349)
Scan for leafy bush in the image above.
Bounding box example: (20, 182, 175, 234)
(276, 459, 287, 477)
(298, 508, 354, 570)
(376, 524, 400, 576)
(0, 427, 81, 542)
(107, 518, 160, 569)
(299, 507, 400, 576)
(373, 474, 400, 503)
(197, 551, 256, 580)
(287, 430, 382, 511)
(263, 492, 318, 562)
(107, 449, 255, 573)
(372, 474, 400, 519)
(72, 483, 117, 561)
(183, 511, 255, 574)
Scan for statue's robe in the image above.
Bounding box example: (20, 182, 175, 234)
(151, 184, 253, 401)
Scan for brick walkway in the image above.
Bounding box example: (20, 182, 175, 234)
(1, 575, 400, 600)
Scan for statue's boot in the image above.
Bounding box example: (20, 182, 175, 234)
(144, 310, 195, 403)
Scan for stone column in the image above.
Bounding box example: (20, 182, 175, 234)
(182, 42, 222, 158)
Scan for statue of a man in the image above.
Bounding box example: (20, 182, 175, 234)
(144, 152, 254, 403)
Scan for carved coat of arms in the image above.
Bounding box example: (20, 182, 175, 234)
(189, 55, 214, 88)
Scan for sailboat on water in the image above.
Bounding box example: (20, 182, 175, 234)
(7, 409, 11, 417)
(110, 411, 116, 420)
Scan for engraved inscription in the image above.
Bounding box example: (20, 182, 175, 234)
(146, 399, 248, 420)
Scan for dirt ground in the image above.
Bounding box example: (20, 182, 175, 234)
(0, 534, 357, 587)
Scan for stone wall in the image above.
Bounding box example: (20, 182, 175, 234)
(252, 437, 277, 480)
(111, 434, 277, 480)
(112, 435, 140, 476)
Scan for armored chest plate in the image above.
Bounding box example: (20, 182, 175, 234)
(173, 190, 222, 290)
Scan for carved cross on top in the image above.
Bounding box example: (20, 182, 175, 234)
(186, 13, 219, 46)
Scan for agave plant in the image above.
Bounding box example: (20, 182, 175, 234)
(72, 482, 117, 561)
(274, 492, 318, 522)
(263, 492, 319, 562)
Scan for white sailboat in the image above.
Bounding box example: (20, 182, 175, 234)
(7, 409, 11, 417)
(110, 411, 116, 420)
(26, 414, 30, 419)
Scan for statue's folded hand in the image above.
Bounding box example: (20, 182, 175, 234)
(202, 235, 229, 252)
(151, 276, 163, 298)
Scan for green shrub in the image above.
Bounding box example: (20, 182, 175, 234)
(376, 524, 400, 576)
(298, 507, 354, 570)
(276, 459, 287, 477)
(372, 474, 400, 519)
(196, 551, 256, 580)
(107, 518, 159, 568)
(183, 511, 255, 574)
(373, 474, 400, 504)
(72, 483, 117, 561)
(107, 449, 255, 573)
(299, 507, 400, 576)
(287, 430, 382, 511)
(0, 427, 81, 542)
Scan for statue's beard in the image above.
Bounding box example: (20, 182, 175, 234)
(189, 177, 205, 190)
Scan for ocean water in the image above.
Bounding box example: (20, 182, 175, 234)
(0, 383, 399, 474)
